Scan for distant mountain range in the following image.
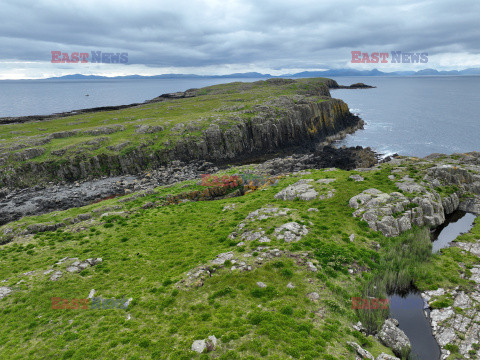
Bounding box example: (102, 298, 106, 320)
(30, 68, 480, 80)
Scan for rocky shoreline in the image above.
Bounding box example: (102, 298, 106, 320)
(0, 145, 377, 226)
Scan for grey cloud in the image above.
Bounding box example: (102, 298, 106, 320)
(0, 0, 479, 72)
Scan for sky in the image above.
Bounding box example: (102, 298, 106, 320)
(0, 0, 479, 79)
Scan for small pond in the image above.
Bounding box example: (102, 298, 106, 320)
(388, 210, 477, 360)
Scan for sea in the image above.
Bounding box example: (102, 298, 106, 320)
(0, 76, 479, 158)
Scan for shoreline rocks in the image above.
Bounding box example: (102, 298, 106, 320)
(0, 145, 376, 227)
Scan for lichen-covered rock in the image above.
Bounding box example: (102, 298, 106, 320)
(274, 222, 309, 242)
(0, 286, 13, 299)
(191, 339, 206, 353)
(378, 318, 411, 357)
(306, 261, 318, 272)
(191, 335, 217, 353)
(12, 147, 45, 161)
(26, 222, 66, 234)
(65, 258, 102, 273)
(306, 292, 320, 301)
(349, 174, 364, 182)
(49, 271, 63, 281)
(245, 207, 291, 221)
(210, 252, 234, 266)
(274, 179, 318, 201)
(83, 125, 125, 136)
(316, 178, 336, 184)
(442, 193, 460, 214)
(349, 188, 444, 237)
(458, 195, 480, 214)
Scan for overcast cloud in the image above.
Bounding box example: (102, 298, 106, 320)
(0, 0, 479, 79)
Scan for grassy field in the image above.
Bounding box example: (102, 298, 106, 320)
(1, 156, 477, 359)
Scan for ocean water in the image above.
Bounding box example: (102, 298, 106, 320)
(330, 76, 480, 157)
(0, 78, 265, 118)
(0, 76, 478, 158)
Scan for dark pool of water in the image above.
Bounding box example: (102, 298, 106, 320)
(431, 210, 477, 253)
(388, 211, 477, 360)
(389, 292, 440, 360)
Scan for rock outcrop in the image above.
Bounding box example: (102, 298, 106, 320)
(349, 153, 480, 236)
(191, 335, 217, 353)
(422, 235, 480, 359)
(378, 318, 411, 357)
(349, 188, 445, 237)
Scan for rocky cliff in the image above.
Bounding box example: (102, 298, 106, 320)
(0, 78, 363, 188)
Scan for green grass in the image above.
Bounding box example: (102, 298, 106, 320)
(0, 165, 403, 359)
(0, 157, 478, 359)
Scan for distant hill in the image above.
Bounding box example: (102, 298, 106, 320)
(39, 67, 480, 80)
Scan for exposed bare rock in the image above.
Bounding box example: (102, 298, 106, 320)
(0, 286, 13, 299)
(306, 292, 320, 301)
(349, 174, 364, 182)
(134, 125, 164, 134)
(378, 318, 411, 358)
(49, 271, 63, 281)
(274, 179, 318, 201)
(274, 222, 309, 242)
(349, 188, 444, 237)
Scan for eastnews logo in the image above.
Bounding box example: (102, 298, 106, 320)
(351, 51, 428, 64)
(51, 51, 128, 64)
(352, 297, 389, 309)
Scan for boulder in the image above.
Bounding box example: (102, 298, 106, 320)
(191, 335, 217, 353)
(378, 318, 411, 357)
(191, 339, 206, 353)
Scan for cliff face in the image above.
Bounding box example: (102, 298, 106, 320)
(0, 79, 363, 188)
(166, 98, 359, 162)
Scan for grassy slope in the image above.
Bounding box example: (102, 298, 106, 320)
(1, 155, 478, 358)
(1, 164, 401, 360)
(0, 78, 330, 172)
